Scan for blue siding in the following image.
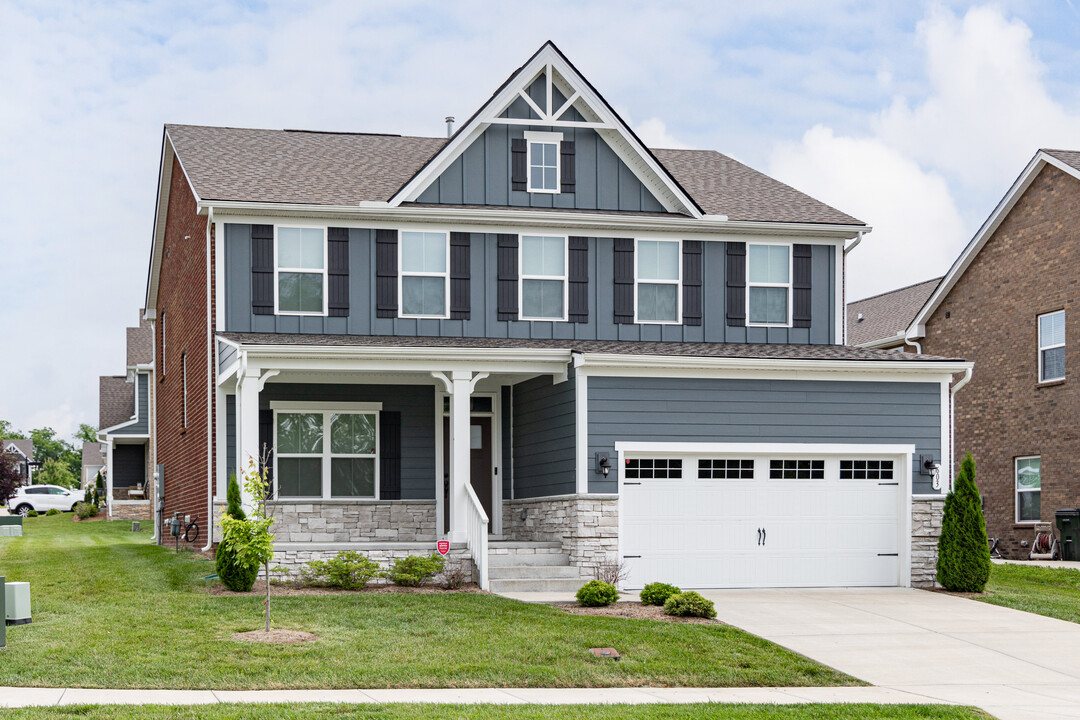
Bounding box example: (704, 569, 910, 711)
(226, 394, 236, 478)
(112, 373, 149, 436)
(501, 386, 513, 499)
(217, 340, 237, 373)
(587, 377, 941, 495)
(511, 374, 576, 498)
(224, 225, 835, 344)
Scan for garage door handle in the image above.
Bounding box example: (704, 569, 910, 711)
(878, 482, 899, 486)
(622, 555, 642, 559)
(762, 528, 766, 546)
(878, 553, 898, 557)
(757, 528, 762, 545)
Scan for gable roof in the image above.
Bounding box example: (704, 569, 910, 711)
(81, 441, 104, 467)
(847, 277, 941, 348)
(908, 149, 1080, 337)
(2, 439, 34, 460)
(99, 376, 134, 432)
(126, 312, 154, 366)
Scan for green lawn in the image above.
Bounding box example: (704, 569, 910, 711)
(0, 704, 993, 720)
(976, 562, 1080, 623)
(0, 515, 854, 690)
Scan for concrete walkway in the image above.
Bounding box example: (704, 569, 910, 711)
(994, 557, 1080, 571)
(697, 588, 1080, 720)
(0, 686, 946, 708)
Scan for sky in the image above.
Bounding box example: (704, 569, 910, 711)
(2, 0, 1080, 440)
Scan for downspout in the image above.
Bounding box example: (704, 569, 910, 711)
(203, 206, 215, 553)
(842, 232, 863, 345)
(904, 337, 923, 354)
(149, 315, 159, 544)
(947, 366, 974, 493)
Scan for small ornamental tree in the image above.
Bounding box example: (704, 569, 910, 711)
(936, 453, 992, 592)
(94, 472, 105, 506)
(0, 451, 21, 507)
(219, 454, 275, 631)
(38, 458, 77, 489)
(216, 474, 259, 592)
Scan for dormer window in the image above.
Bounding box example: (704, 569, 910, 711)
(524, 131, 562, 194)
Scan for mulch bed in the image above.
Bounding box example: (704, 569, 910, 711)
(553, 602, 721, 624)
(233, 629, 319, 644)
(71, 514, 106, 522)
(209, 580, 484, 597)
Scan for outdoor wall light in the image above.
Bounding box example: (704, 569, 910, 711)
(596, 453, 611, 477)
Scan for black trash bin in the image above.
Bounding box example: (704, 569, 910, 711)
(1055, 509, 1080, 561)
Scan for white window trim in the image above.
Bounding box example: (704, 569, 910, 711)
(746, 241, 794, 329)
(1015, 455, 1041, 524)
(524, 130, 563, 194)
(634, 237, 682, 325)
(181, 352, 187, 428)
(1037, 310, 1065, 383)
(518, 234, 569, 322)
(274, 224, 329, 317)
(398, 229, 451, 320)
(270, 402, 383, 501)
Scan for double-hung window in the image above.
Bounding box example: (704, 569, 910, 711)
(276, 227, 326, 315)
(400, 231, 449, 318)
(274, 405, 379, 500)
(525, 131, 561, 193)
(747, 244, 791, 326)
(1015, 456, 1041, 523)
(520, 235, 567, 320)
(1038, 311, 1065, 382)
(636, 239, 681, 323)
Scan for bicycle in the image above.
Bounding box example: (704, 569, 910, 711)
(183, 515, 200, 544)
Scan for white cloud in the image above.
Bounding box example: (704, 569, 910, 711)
(635, 118, 690, 149)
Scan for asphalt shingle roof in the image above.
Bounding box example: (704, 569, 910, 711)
(81, 441, 104, 467)
(166, 124, 863, 226)
(1043, 149, 1080, 173)
(99, 376, 134, 431)
(2, 439, 34, 461)
(126, 321, 153, 366)
(847, 277, 942, 347)
(220, 332, 961, 362)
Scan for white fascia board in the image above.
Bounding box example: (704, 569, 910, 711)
(207, 202, 866, 240)
(908, 151, 1080, 338)
(146, 132, 205, 310)
(855, 333, 906, 350)
(614, 441, 917, 457)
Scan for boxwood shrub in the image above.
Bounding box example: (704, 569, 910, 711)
(387, 554, 445, 587)
(576, 579, 619, 607)
(663, 590, 717, 618)
(640, 582, 681, 606)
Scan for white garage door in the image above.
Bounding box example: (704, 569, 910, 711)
(621, 451, 905, 589)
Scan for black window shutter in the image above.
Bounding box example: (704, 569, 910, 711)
(511, 138, 527, 191)
(251, 224, 275, 315)
(683, 240, 703, 326)
(375, 229, 398, 318)
(561, 141, 576, 192)
(568, 236, 589, 322)
(613, 238, 635, 324)
(380, 411, 402, 500)
(327, 227, 350, 317)
(258, 409, 274, 494)
(450, 232, 471, 320)
(497, 234, 519, 321)
(793, 244, 812, 328)
(726, 242, 746, 327)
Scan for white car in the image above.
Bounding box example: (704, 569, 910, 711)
(8, 485, 80, 516)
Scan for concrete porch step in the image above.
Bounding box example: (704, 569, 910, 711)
(488, 540, 563, 549)
(488, 551, 571, 567)
(488, 564, 583, 580)
(489, 577, 587, 593)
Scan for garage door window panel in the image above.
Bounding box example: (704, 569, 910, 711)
(625, 458, 682, 479)
(698, 458, 754, 479)
(769, 459, 824, 480)
(840, 459, 894, 480)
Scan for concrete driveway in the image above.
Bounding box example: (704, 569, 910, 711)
(697, 588, 1080, 720)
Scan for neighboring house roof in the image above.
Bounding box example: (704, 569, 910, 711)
(219, 332, 963, 363)
(126, 316, 153, 366)
(99, 376, 134, 431)
(165, 124, 861, 226)
(2, 439, 34, 461)
(909, 149, 1080, 337)
(847, 277, 942, 348)
(81, 441, 104, 467)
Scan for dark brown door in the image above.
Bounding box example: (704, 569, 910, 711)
(443, 416, 494, 532)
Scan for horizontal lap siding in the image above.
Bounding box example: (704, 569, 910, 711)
(587, 377, 940, 494)
(112, 374, 150, 436)
(512, 374, 576, 498)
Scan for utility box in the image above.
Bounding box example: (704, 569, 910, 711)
(0, 516, 22, 537)
(4, 582, 31, 626)
(1055, 509, 1080, 562)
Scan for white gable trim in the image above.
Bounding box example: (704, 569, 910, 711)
(908, 151, 1080, 338)
(389, 42, 704, 218)
(4, 442, 28, 459)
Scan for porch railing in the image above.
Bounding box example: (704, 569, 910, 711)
(464, 483, 489, 590)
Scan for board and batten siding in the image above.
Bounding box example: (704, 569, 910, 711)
(223, 383, 436, 500)
(111, 374, 150, 436)
(587, 377, 942, 495)
(224, 226, 835, 344)
(511, 374, 576, 498)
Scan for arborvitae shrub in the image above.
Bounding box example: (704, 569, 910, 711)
(216, 474, 258, 592)
(936, 453, 991, 592)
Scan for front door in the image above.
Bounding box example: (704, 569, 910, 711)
(443, 416, 493, 533)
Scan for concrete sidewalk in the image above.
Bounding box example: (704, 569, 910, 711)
(0, 685, 949, 708)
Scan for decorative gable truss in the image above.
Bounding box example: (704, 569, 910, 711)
(391, 42, 705, 218)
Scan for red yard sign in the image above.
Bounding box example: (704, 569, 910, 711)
(437, 540, 450, 556)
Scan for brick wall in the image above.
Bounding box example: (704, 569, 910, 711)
(922, 165, 1080, 558)
(154, 156, 213, 545)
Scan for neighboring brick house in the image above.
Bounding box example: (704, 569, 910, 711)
(144, 41, 971, 590)
(97, 310, 156, 522)
(848, 278, 941, 351)
(904, 149, 1080, 559)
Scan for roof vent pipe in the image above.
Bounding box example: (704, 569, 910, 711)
(445, 116, 455, 137)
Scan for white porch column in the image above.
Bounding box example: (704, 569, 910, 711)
(447, 370, 473, 543)
(236, 368, 261, 514)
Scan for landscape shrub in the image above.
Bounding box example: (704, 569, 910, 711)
(576, 579, 619, 607)
(74, 502, 99, 520)
(663, 591, 716, 618)
(46, 508, 61, 516)
(937, 453, 992, 592)
(387, 554, 445, 586)
(640, 582, 681, 606)
(441, 560, 469, 590)
(216, 474, 258, 592)
(593, 560, 629, 586)
(83, 487, 92, 504)
(27, 510, 39, 517)
(301, 551, 382, 590)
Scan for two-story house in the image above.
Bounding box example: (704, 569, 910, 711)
(905, 149, 1080, 559)
(1, 439, 35, 483)
(145, 42, 971, 591)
